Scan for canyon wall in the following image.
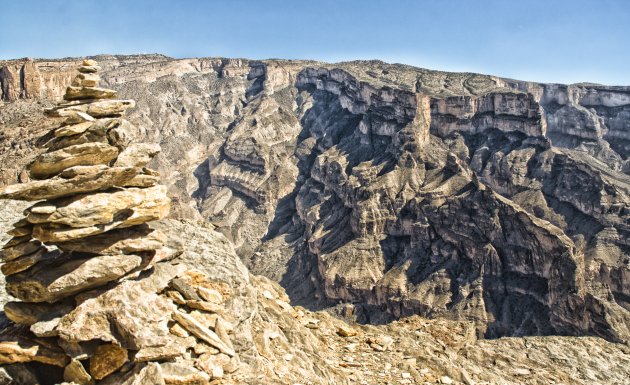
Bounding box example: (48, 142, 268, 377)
(1, 55, 629, 343)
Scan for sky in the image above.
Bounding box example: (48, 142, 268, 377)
(1, 0, 629, 85)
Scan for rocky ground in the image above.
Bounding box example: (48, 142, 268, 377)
(1, 201, 629, 384)
(1, 55, 629, 384)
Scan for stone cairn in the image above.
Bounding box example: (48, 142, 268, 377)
(0, 60, 239, 384)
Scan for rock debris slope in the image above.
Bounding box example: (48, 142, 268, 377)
(0, 59, 371, 385)
(0, 56, 630, 343)
(0, 57, 629, 385)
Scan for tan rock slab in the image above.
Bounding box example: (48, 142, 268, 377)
(52, 110, 95, 125)
(213, 318, 234, 352)
(6, 254, 142, 303)
(1, 166, 139, 201)
(134, 336, 195, 362)
(172, 310, 235, 357)
(1, 247, 49, 276)
(3, 235, 31, 249)
(169, 277, 202, 301)
(99, 362, 165, 385)
(0, 339, 68, 367)
(337, 325, 359, 337)
(169, 323, 189, 338)
(159, 363, 210, 385)
(184, 300, 222, 313)
(49, 99, 136, 118)
(64, 359, 95, 385)
(7, 224, 32, 237)
(4, 300, 73, 325)
(195, 354, 225, 379)
(29, 185, 170, 241)
(56, 263, 181, 349)
(0, 240, 42, 262)
(57, 225, 166, 255)
(29, 202, 56, 214)
(54, 121, 95, 137)
(122, 173, 160, 188)
(79, 59, 101, 73)
(78, 65, 100, 73)
(164, 290, 186, 305)
(47, 118, 134, 153)
(197, 287, 223, 304)
(114, 143, 161, 168)
(89, 343, 128, 380)
(189, 311, 219, 330)
(31, 313, 65, 338)
(71, 73, 100, 88)
(64, 86, 117, 101)
(193, 342, 219, 356)
(29, 142, 119, 179)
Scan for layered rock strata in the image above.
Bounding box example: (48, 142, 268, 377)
(1, 55, 630, 345)
(0, 61, 244, 384)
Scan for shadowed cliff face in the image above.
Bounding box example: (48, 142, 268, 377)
(1, 55, 629, 342)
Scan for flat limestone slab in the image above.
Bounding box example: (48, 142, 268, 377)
(30, 185, 170, 243)
(0, 335, 68, 367)
(64, 86, 117, 101)
(29, 142, 119, 180)
(0, 166, 138, 201)
(56, 225, 166, 255)
(6, 253, 142, 303)
(46, 99, 136, 118)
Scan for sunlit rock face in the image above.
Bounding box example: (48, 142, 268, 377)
(1, 55, 629, 343)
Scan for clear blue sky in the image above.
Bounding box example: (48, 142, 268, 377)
(1, 0, 629, 85)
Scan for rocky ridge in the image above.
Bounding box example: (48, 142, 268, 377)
(1, 207, 630, 384)
(0, 56, 630, 384)
(0, 55, 629, 352)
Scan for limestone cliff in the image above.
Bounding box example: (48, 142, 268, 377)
(0, 55, 629, 345)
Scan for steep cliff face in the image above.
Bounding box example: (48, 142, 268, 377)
(1, 55, 629, 344)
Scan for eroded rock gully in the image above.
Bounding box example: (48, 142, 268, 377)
(0, 55, 630, 384)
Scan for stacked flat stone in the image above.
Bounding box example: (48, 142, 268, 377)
(0, 60, 173, 379)
(0, 60, 241, 384)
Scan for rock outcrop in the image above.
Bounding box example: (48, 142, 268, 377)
(0, 61, 243, 384)
(1, 56, 630, 384)
(0, 55, 629, 348)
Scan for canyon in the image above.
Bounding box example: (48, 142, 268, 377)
(0, 55, 629, 384)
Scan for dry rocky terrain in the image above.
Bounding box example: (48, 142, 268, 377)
(0, 55, 629, 384)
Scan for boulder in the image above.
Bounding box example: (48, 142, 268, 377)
(55, 262, 180, 349)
